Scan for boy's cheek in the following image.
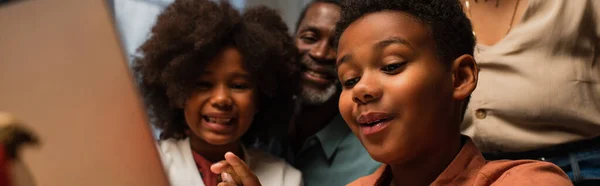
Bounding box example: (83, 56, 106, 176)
(338, 93, 357, 129)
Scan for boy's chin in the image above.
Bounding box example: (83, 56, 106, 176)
(365, 143, 414, 165)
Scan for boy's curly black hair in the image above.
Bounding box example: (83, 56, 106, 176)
(332, 1, 475, 185)
(132, 0, 300, 144)
(333, 0, 475, 63)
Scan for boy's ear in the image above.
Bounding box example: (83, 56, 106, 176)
(451, 54, 478, 100)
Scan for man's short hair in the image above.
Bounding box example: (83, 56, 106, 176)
(294, 0, 341, 32)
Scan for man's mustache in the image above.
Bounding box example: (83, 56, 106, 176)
(300, 57, 336, 76)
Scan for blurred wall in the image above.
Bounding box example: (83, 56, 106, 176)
(245, 0, 312, 32)
(113, 0, 310, 62)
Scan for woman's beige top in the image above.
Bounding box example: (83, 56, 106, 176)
(461, 0, 600, 152)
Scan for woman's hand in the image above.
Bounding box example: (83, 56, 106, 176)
(210, 152, 261, 186)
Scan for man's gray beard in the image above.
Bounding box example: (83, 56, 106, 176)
(299, 84, 337, 105)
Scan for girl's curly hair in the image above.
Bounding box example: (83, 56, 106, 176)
(132, 0, 300, 143)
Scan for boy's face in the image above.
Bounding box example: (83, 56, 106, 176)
(336, 11, 476, 164)
(183, 47, 257, 146)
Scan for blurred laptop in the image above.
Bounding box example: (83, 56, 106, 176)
(0, 0, 168, 185)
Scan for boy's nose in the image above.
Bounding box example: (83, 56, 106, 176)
(352, 74, 382, 104)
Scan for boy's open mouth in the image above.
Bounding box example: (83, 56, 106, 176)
(359, 117, 394, 127)
(357, 112, 395, 135)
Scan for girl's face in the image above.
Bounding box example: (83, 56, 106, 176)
(336, 11, 467, 164)
(183, 47, 257, 146)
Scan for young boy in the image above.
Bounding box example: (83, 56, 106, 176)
(332, 0, 573, 185)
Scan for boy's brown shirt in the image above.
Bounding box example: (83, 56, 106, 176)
(348, 137, 572, 186)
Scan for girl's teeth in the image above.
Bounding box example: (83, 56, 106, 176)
(207, 117, 231, 124)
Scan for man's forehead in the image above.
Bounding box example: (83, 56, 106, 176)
(300, 2, 340, 30)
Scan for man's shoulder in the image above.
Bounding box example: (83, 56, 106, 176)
(338, 132, 372, 159)
(333, 132, 381, 174)
(339, 131, 361, 147)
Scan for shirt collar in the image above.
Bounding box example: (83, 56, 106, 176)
(186, 138, 252, 168)
(432, 136, 485, 184)
(314, 114, 352, 160)
(350, 136, 486, 186)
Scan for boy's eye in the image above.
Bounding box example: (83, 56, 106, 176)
(381, 62, 406, 74)
(342, 77, 360, 88)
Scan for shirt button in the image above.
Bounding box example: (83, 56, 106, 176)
(475, 109, 487, 119)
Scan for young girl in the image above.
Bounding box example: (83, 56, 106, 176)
(132, 0, 302, 185)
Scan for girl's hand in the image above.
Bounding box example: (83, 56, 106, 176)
(211, 152, 261, 186)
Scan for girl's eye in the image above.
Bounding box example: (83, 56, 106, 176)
(342, 77, 360, 88)
(231, 83, 250, 90)
(196, 81, 212, 90)
(381, 62, 406, 74)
